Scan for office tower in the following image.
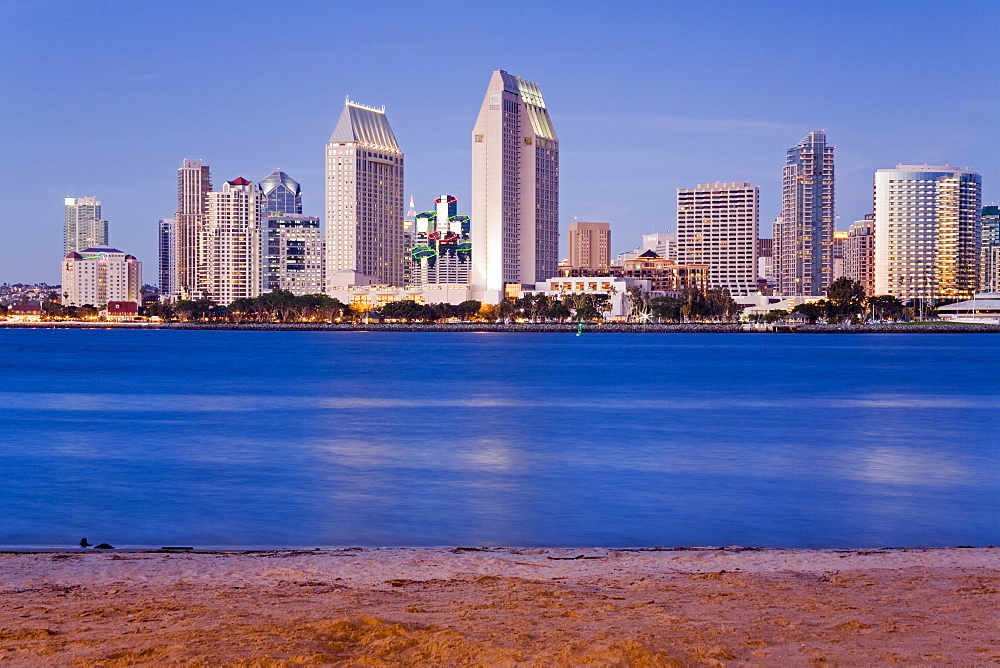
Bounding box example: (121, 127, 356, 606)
(874, 165, 981, 301)
(677, 182, 759, 295)
(567, 222, 611, 270)
(64, 197, 108, 255)
(158, 218, 175, 296)
(259, 169, 303, 215)
(643, 233, 677, 261)
(844, 215, 875, 296)
(980, 206, 1000, 292)
(263, 214, 324, 295)
(62, 245, 141, 306)
(471, 70, 559, 299)
(203, 177, 262, 306)
(175, 159, 212, 299)
(410, 195, 472, 286)
(325, 98, 404, 287)
(756, 238, 774, 288)
(774, 131, 835, 295)
(832, 230, 848, 279)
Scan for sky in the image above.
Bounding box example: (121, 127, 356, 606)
(1, 0, 998, 284)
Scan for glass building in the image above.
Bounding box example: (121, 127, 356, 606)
(264, 215, 325, 295)
(980, 206, 1000, 292)
(64, 196, 108, 255)
(409, 195, 471, 287)
(259, 169, 303, 215)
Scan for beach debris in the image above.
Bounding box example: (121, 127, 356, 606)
(93, 543, 115, 549)
(160, 546, 194, 552)
(547, 554, 605, 560)
(79, 538, 91, 548)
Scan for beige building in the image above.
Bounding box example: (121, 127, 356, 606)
(874, 165, 981, 301)
(471, 70, 558, 301)
(61, 245, 141, 307)
(567, 222, 610, 270)
(64, 196, 108, 255)
(174, 159, 212, 300)
(677, 182, 759, 295)
(202, 177, 262, 306)
(844, 216, 875, 295)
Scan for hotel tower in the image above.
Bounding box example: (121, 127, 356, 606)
(874, 165, 981, 301)
(471, 70, 558, 301)
(64, 196, 108, 255)
(325, 98, 404, 287)
(174, 159, 212, 300)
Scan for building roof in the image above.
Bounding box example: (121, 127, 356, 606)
(10, 301, 43, 313)
(80, 245, 124, 254)
(227, 176, 253, 186)
(637, 250, 661, 258)
(937, 294, 1000, 312)
(65, 251, 83, 259)
(329, 98, 400, 153)
(259, 169, 301, 196)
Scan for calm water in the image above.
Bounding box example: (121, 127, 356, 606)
(1, 329, 998, 548)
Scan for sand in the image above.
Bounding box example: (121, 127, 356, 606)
(1, 546, 997, 665)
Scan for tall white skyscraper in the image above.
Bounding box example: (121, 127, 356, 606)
(203, 177, 262, 306)
(325, 98, 404, 287)
(677, 182, 759, 295)
(471, 70, 558, 300)
(64, 197, 108, 255)
(175, 159, 212, 300)
(874, 165, 981, 301)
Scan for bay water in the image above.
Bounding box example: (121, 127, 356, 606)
(1, 329, 997, 548)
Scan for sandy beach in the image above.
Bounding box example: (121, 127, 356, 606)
(0, 547, 997, 665)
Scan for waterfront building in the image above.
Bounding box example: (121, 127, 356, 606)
(158, 218, 175, 297)
(471, 70, 559, 301)
(263, 214, 325, 295)
(643, 233, 677, 261)
(64, 196, 108, 255)
(936, 293, 1000, 323)
(567, 222, 611, 270)
(203, 177, 262, 306)
(619, 250, 710, 294)
(61, 245, 141, 307)
(410, 195, 472, 287)
(325, 98, 404, 288)
(874, 165, 981, 301)
(677, 182, 759, 295)
(844, 216, 875, 295)
(259, 169, 303, 215)
(832, 231, 848, 279)
(773, 131, 835, 296)
(980, 206, 1000, 292)
(174, 159, 213, 300)
(529, 276, 650, 319)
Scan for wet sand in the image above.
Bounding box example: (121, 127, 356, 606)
(1, 547, 997, 665)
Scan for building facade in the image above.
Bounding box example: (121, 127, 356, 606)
(774, 131, 835, 296)
(61, 245, 141, 306)
(64, 197, 108, 255)
(873, 165, 982, 301)
(471, 70, 559, 300)
(259, 169, 303, 215)
(844, 216, 875, 296)
(325, 99, 404, 287)
(203, 177, 262, 306)
(410, 195, 472, 287)
(980, 206, 1000, 293)
(619, 250, 710, 294)
(263, 214, 325, 295)
(174, 159, 212, 300)
(567, 222, 611, 270)
(642, 233, 677, 261)
(677, 182, 759, 295)
(158, 218, 175, 296)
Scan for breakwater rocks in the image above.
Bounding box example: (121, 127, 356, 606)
(4, 320, 1000, 333)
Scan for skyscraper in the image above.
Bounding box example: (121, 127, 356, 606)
(64, 197, 108, 255)
(325, 98, 404, 287)
(471, 70, 559, 300)
(874, 165, 981, 301)
(175, 159, 212, 299)
(677, 182, 759, 295)
(567, 222, 611, 271)
(263, 214, 324, 295)
(774, 131, 835, 296)
(259, 169, 303, 215)
(844, 215, 875, 296)
(203, 177, 262, 306)
(980, 206, 1000, 292)
(410, 195, 472, 286)
(158, 218, 175, 296)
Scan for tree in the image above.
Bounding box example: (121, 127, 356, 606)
(867, 295, 904, 322)
(574, 304, 601, 321)
(825, 277, 866, 323)
(650, 296, 683, 322)
(545, 301, 571, 322)
(380, 300, 426, 321)
(791, 301, 828, 324)
(761, 309, 788, 324)
(455, 300, 481, 320)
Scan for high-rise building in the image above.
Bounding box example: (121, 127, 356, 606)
(774, 131, 835, 296)
(471, 70, 559, 299)
(175, 159, 212, 299)
(642, 233, 677, 261)
(410, 195, 472, 287)
(203, 177, 262, 306)
(61, 245, 141, 306)
(677, 182, 759, 296)
(832, 230, 849, 279)
(980, 206, 1000, 292)
(158, 218, 175, 296)
(64, 197, 108, 255)
(874, 165, 981, 301)
(259, 169, 303, 215)
(325, 98, 404, 287)
(567, 222, 611, 270)
(263, 214, 325, 295)
(844, 215, 875, 296)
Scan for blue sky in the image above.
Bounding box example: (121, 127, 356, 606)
(1, 0, 997, 283)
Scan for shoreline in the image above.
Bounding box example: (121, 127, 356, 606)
(2, 546, 997, 664)
(3, 320, 1000, 333)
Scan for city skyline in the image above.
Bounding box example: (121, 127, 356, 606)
(2, 1, 999, 283)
